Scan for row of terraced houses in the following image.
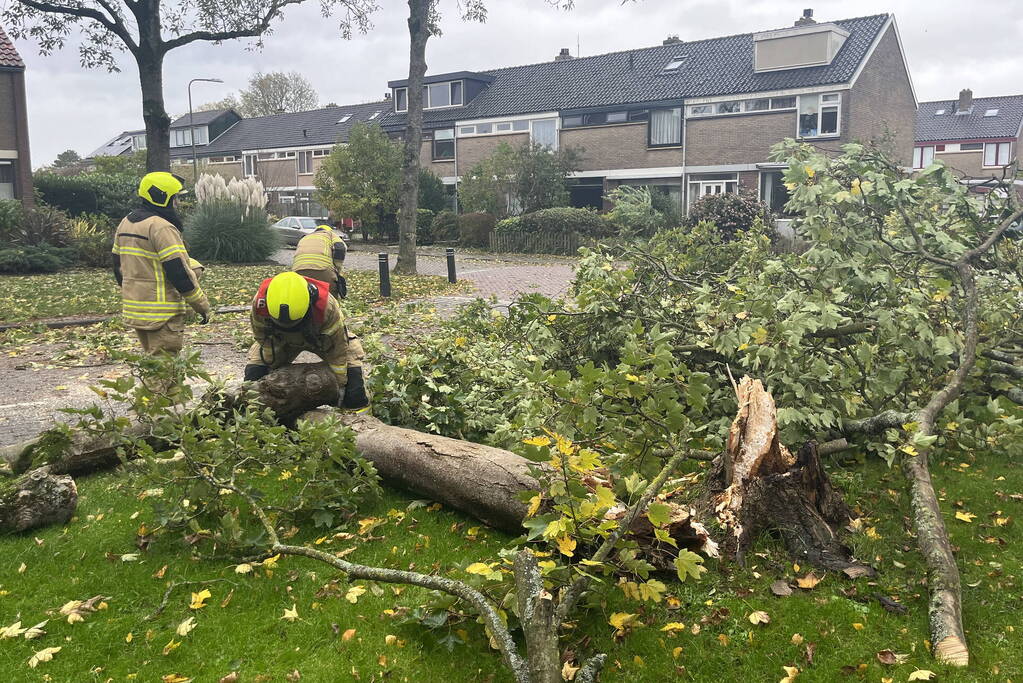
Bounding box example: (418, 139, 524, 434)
(65, 11, 1019, 217)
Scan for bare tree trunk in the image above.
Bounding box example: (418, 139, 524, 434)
(393, 0, 430, 275)
(0, 468, 77, 534)
(138, 53, 170, 171)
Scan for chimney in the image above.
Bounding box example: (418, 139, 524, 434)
(555, 48, 574, 61)
(384, 92, 392, 100)
(794, 8, 816, 26)
(957, 88, 973, 114)
(663, 35, 681, 45)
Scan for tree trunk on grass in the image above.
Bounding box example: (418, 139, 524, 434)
(0, 468, 77, 534)
(709, 377, 874, 576)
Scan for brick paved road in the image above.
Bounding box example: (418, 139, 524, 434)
(275, 247, 575, 300)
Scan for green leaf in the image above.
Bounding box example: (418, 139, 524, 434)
(645, 501, 672, 528)
(674, 550, 707, 582)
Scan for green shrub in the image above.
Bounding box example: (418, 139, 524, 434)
(605, 185, 664, 238)
(33, 171, 139, 222)
(457, 212, 496, 248)
(684, 191, 774, 241)
(415, 208, 436, 245)
(517, 207, 612, 238)
(417, 170, 448, 214)
(68, 214, 116, 268)
(0, 243, 77, 274)
(430, 210, 459, 243)
(184, 200, 279, 263)
(495, 216, 521, 233)
(9, 204, 72, 247)
(0, 200, 23, 242)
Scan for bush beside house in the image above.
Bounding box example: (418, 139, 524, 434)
(430, 211, 459, 243)
(33, 171, 138, 223)
(684, 191, 774, 241)
(457, 213, 496, 248)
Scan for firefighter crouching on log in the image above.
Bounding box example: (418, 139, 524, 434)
(112, 172, 211, 357)
(243, 271, 369, 410)
(292, 224, 348, 299)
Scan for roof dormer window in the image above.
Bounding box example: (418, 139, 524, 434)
(337, 114, 352, 124)
(984, 108, 999, 117)
(393, 80, 464, 113)
(934, 109, 945, 115)
(368, 111, 381, 120)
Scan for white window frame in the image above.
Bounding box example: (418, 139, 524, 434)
(984, 142, 1012, 167)
(529, 118, 559, 150)
(132, 134, 147, 151)
(687, 96, 797, 118)
(457, 115, 557, 140)
(687, 174, 739, 209)
(797, 92, 841, 139)
(397, 81, 466, 112)
(298, 150, 313, 175)
(648, 107, 682, 148)
(312, 148, 331, 157)
(243, 154, 257, 177)
(913, 146, 935, 169)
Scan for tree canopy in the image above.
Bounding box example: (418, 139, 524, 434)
(459, 141, 581, 217)
(238, 71, 319, 117)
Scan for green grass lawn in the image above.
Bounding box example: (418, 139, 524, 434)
(1, 448, 1019, 682)
(0, 264, 459, 323)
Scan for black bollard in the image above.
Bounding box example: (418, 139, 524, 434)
(378, 252, 391, 297)
(446, 247, 457, 283)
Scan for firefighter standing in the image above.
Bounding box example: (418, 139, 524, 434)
(243, 271, 369, 410)
(292, 224, 348, 299)
(112, 172, 210, 356)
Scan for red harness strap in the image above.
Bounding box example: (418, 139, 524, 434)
(252, 275, 330, 325)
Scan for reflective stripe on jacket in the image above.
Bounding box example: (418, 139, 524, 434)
(292, 228, 346, 273)
(112, 215, 207, 330)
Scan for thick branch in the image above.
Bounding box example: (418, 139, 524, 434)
(14, 0, 137, 52)
(159, 0, 305, 52)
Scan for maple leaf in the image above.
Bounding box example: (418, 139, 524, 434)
(796, 572, 822, 589)
(661, 622, 686, 632)
(954, 511, 976, 523)
(526, 495, 542, 518)
(780, 665, 800, 682)
(162, 639, 181, 656)
(556, 534, 577, 557)
(345, 586, 366, 604)
(561, 659, 580, 681)
(28, 646, 61, 668)
(281, 604, 299, 622)
(23, 620, 47, 640)
(674, 550, 707, 582)
(907, 671, 936, 681)
(176, 617, 196, 637)
(189, 589, 212, 609)
(608, 612, 640, 636)
(748, 610, 771, 625)
(1, 621, 27, 639)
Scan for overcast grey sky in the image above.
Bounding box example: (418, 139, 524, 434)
(8, 0, 1023, 166)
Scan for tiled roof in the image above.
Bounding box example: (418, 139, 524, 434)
(916, 95, 1023, 142)
(199, 100, 391, 155)
(382, 13, 890, 129)
(171, 109, 235, 128)
(0, 24, 25, 69)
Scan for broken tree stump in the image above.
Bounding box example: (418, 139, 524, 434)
(710, 377, 874, 575)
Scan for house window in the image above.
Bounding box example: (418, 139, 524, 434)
(717, 101, 741, 114)
(395, 88, 408, 112)
(420, 81, 464, 110)
(960, 143, 983, 151)
(496, 122, 512, 131)
(460, 125, 476, 135)
(0, 161, 14, 200)
(433, 129, 455, 160)
(562, 110, 641, 128)
(984, 109, 999, 117)
(171, 129, 189, 147)
(913, 146, 935, 169)
(770, 96, 796, 109)
(512, 120, 530, 131)
(312, 149, 330, 157)
(132, 134, 147, 151)
(298, 151, 313, 174)
(243, 154, 257, 177)
(649, 107, 681, 147)
(934, 109, 946, 115)
(628, 110, 649, 122)
(748, 99, 771, 111)
(798, 93, 840, 138)
(984, 142, 1011, 167)
(760, 171, 792, 215)
(663, 55, 686, 71)
(337, 114, 352, 124)
(688, 174, 738, 209)
(531, 119, 558, 149)
(689, 104, 713, 116)
(476, 123, 493, 134)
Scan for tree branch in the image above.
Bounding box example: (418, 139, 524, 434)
(13, 0, 133, 49)
(159, 0, 306, 52)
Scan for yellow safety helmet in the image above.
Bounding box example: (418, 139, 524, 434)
(316, 224, 333, 232)
(138, 172, 185, 208)
(265, 272, 317, 326)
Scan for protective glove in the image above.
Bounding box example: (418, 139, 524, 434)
(244, 364, 271, 381)
(198, 310, 212, 325)
(338, 366, 369, 410)
(336, 275, 348, 300)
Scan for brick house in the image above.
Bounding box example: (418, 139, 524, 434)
(88, 10, 915, 217)
(0, 24, 33, 205)
(915, 90, 1023, 187)
(381, 10, 916, 214)
(87, 109, 242, 167)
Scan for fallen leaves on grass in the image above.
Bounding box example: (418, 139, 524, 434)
(345, 586, 366, 604)
(779, 665, 799, 682)
(609, 612, 640, 638)
(771, 580, 793, 597)
(28, 646, 61, 668)
(342, 628, 357, 642)
(561, 660, 580, 681)
(281, 605, 299, 622)
(796, 572, 822, 589)
(189, 589, 211, 610)
(907, 671, 936, 681)
(176, 617, 196, 637)
(875, 649, 909, 665)
(954, 511, 976, 523)
(57, 595, 108, 624)
(748, 610, 771, 625)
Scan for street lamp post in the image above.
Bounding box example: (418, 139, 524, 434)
(188, 77, 223, 182)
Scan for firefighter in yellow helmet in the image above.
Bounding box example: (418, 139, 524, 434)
(292, 224, 348, 299)
(243, 272, 368, 410)
(112, 172, 210, 356)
